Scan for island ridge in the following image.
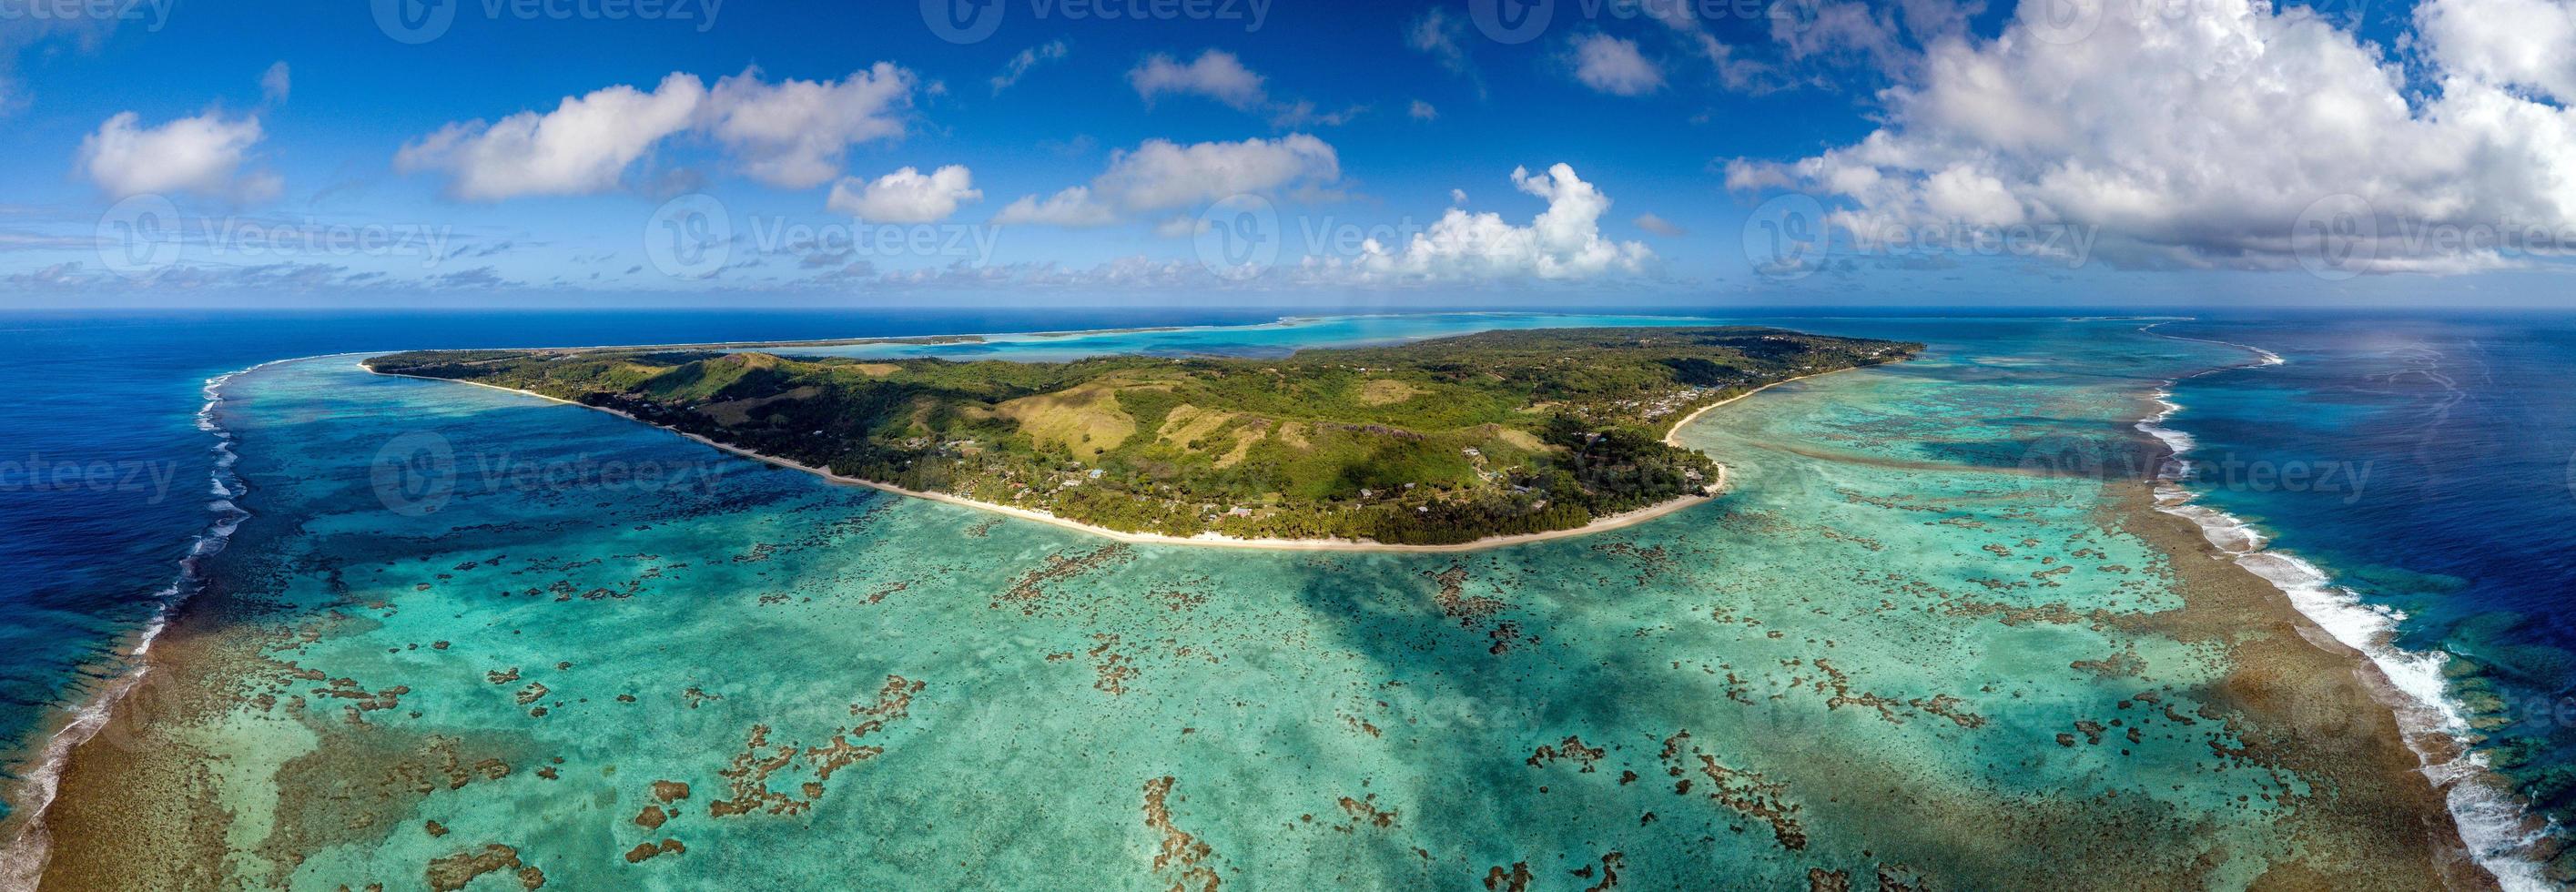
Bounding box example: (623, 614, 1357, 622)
(366, 326, 1919, 546)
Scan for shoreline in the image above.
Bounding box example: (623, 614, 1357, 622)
(0, 358, 269, 892)
(1659, 366, 1865, 448)
(364, 365, 1768, 553)
(2108, 474, 2500, 889)
(2131, 323, 2541, 889)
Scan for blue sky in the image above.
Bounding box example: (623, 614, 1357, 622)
(4, 0, 2575, 308)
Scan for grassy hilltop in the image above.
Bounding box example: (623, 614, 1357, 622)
(367, 327, 1918, 544)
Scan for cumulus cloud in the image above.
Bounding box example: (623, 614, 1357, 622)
(997, 134, 1341, 226)
(991, 40, 1069, 95)
(702, 64, 916, 188)
(2417, 0, 2576, 102)
(827, 164, 980, 222)
(1569, 35, 1665, 96)
(1128, 49, 1266, 109)
(1326, 163, 1654, 282)
(1726, 0, 2576, 274)
(397, 65, 916, 199)
(78, 108, 279, 201)
(396, 73, 705, 200)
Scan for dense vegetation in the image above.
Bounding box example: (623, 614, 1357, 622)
(367, 327, 1918, 544)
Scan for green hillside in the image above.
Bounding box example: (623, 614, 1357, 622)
(367, 327, 1918, 544)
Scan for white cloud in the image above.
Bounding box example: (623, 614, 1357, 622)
(1093, 134, 1339, 210)
(1331, 163, 1654, 282)
(1409, 99, 1437, 121)
(2418, 0, 2576, 103)
(991, 40, 1069, 95)
(1569, 35, 1664, 96)
(1450, 188, 1467, 205)
(396, 73, 705, 200)
(999, 134, 1341, 226)
(398, 65, 917, 199)
(703, 64, 916, 189)
(78, 109, 279, 201)
(1728, 0, 2576, 273)
(994, 187, 1119, 227)
(827, 164, 980, 222)
(1634, 213, 1687, 236)
(1128, 49, 1267, 109)
(259, 62, 289, 105)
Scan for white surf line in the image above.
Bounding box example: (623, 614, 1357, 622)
(2136, 321, 2552, 892)
(0, 355, 299, 892)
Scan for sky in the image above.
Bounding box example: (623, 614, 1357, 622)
(3, 0, 2575, 309)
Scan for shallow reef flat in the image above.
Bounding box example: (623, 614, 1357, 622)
(29, 319, 2483, 890)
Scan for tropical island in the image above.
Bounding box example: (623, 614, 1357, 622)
(365, 326, 1919, 546)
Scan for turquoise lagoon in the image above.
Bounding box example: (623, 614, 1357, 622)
(33, 316, 2485, 889)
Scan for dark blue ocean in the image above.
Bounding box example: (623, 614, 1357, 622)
(4, 307, 2573, 837)
(2163, 312, 2576, 824)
